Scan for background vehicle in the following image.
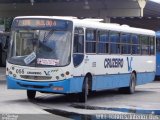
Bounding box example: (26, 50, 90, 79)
(156, 31, 160, 77)
(0, 31, 10, 67)
(6, 16, 156, 102)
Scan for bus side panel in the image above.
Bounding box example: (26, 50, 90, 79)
(7, 76, 84, 94)
(136, 72, 155, 85)
(92, 72, 155, 91)
(69, 77, 84, 93)
(92, 74, 130, 91)
(156, 52, 160, 76)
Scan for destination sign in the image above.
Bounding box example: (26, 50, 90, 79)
(13, 18, 71, 29)
(17, 19, 56, 27)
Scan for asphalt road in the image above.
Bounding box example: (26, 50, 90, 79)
(0, 80, 72, 120)
(0, 68, 160, 120)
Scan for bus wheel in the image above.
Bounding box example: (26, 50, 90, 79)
(119, 73, 136, 94)
(79, 77, 89, 103)
(27, 90, 36, 100)
(129, 73, 136, 94)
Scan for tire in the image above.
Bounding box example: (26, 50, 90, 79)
(128, 73, 136, 94)
(27, 90, 36, 100)
(119, 73, 136, 94)
(79, 77, 89, 103)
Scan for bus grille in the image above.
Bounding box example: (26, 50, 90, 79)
(20, 75, 52, 80)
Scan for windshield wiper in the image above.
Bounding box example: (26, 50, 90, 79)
(43, 30, 54, 42)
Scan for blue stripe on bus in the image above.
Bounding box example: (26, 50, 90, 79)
(136, 72, 155, 84)
(7, 72, 155, 94)
(92, 72, 155, 91)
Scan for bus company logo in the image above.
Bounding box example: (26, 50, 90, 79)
(27, 71, 42, 75)
(127, 57, 133, 71)
(104, 58, 124, 68)
(44, 69, 58, 76)
(44, 71, 51, 76)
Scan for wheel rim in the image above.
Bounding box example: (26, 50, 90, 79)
(85, 77, 89, 101)
(131, 74, 135, 92)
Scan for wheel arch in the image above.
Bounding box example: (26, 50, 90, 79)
(132, 70, 137, 84)
(132, 70, 137, 79)
(84, 72, 93, 91)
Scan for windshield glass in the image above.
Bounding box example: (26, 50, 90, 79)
(8, 19, 72, 67)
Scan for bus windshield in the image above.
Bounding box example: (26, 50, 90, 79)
(8, 18, 73, 67)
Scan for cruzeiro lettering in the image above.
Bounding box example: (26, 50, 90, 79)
(104, 58, 123, 68)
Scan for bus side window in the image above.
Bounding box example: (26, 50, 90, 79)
(73, 27, 84, 67)
(131, 35, 140, 54)
(86, 29, 96, 53)
(121, 33, 131, 54)
(97, 30, 109, 54)
(110, 31, 120, 54)
(140, 35, 149, 55)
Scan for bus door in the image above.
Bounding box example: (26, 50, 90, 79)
(73, 27, 85, 76)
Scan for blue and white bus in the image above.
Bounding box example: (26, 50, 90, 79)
(156, 31, 160, 77)
(6, 16, 156, 102)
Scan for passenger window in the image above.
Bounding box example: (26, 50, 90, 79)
(140, 35, 149, 55)
(110, 32, 120, 54)
(86, 29, 96, 53)
(131, 35, 140, 54)
(121, 33, 131, 43)
(132, 35, 140, 44)
(121, 45, 131, 54)
(97, 30, 109, 54)
(121, 33, 131, 54)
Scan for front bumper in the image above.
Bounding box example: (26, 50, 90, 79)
(7, 76, 84, 94)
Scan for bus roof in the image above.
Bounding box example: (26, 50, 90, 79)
(14, 16, 155, 36)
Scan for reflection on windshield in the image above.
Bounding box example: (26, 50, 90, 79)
(8, 30, 71, 67)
